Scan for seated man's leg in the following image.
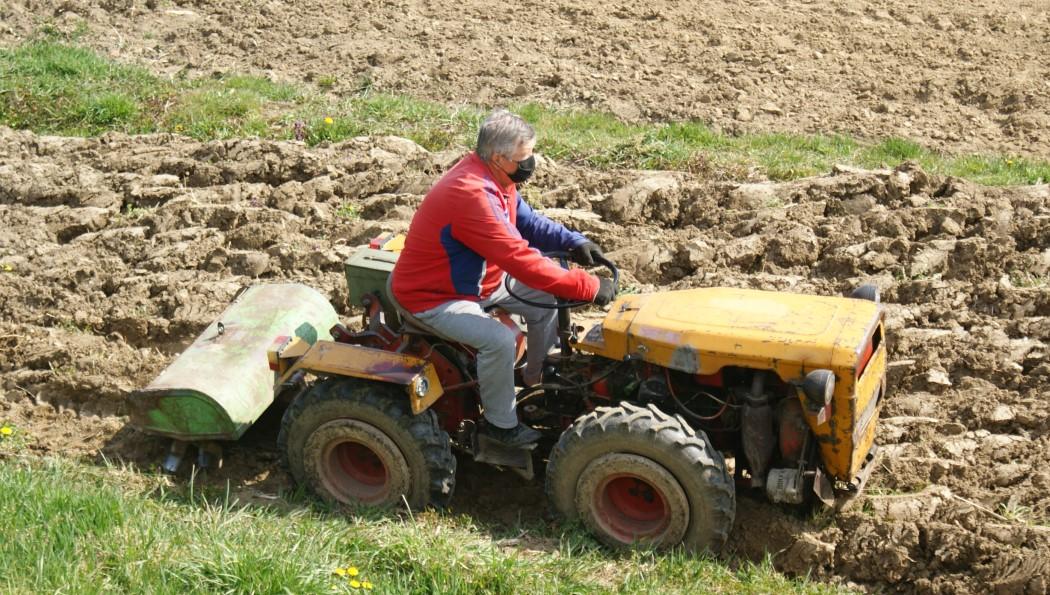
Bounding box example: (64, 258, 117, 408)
(415, 300, 519, 429)
(483, 277, 558, 386)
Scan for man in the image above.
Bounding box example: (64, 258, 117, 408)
(391, 109, 615, 447)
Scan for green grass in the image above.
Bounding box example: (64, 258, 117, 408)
(2, 40, 1048, 185)
(335, 202, 360, 220)
(0, 456, 844, 594)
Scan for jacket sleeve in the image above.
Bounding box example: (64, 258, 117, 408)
(453, 189, 599, 302)
(514, 193, 588, 253)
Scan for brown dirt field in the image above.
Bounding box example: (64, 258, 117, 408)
(2, 0, 1050, 157)
(1, 127, 1048, 593)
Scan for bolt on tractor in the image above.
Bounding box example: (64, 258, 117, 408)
(131, 237, 887, 552)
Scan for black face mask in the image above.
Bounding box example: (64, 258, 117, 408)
(508, 155, 536, 184)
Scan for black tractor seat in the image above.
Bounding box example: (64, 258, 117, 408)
(384, 274, 458, 342)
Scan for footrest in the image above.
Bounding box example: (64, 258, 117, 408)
(473, 433, 535, 480)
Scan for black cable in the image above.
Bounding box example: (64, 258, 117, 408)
(663, 368, 741, 423)
(516, 357, 628, 402)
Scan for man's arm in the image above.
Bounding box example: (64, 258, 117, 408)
(514, 193, 588, 253)
(454, 191, 598, 302)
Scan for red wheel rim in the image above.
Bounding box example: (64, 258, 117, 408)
(595, 474, 671, 541)
(324, 440, 389, 502)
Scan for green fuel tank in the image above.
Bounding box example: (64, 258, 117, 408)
(129, 283, 340, 441)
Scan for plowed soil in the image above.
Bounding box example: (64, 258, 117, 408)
(3, 0, 1050, 157)
(2, 1, 1050, 593)
(1, 128, 1048, 593)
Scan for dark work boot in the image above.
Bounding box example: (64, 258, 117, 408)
(481, 422, 542, 448)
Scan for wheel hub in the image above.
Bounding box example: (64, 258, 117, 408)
(598, 474, 672, 539)
(333, 441, 388, 488)
(310, 419, 410, 506)
(577, 452, 690, 546)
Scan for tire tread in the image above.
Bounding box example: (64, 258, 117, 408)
(545, 402, 735, 549)
(277, 378, 456, 508)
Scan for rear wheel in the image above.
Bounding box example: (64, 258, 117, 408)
(278, 378, 456, 509)
(546, 403, 734, 551)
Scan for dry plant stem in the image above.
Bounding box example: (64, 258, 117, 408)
(949, 493, 1012, 524)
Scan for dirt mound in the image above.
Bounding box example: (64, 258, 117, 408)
(1, 127, 1048, 592)
(3, 0, 1050, 157)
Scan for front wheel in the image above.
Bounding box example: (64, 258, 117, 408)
(545, 403, 735, 551)
(278, 378, 456, 509)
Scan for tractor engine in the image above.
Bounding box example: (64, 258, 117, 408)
(573, 286, 887, 505)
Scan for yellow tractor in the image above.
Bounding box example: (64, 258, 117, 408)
(132, 239, 886, 552)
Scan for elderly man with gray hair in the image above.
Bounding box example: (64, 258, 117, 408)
(391, 109, 615, 447)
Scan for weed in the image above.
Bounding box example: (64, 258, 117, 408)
(335, 202, 359, 220)
(0, 423, 28, 455)
(57, 318, 91, 334)
(121, 202, 150, 220)
(1009, 271, 1048, 288)
(317, 75, 337, 90)
(48, 361, 78, 381)
(354, 73, 375, 94)
(998, 498, 1038, 525)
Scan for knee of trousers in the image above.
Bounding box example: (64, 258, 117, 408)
(474, 323, 518, 358)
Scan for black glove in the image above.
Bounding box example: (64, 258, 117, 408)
(569, 241, 604, 266)
(593, 278, 616, 307)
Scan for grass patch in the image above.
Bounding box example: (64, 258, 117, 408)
(2, 40, 1048, 185)
(0, 42, 164, 135)
(0, 456, 844, 594)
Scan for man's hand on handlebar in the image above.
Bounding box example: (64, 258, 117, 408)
(593, 278, 616, 307)
(505, 251, 619, 309)
(569, 241, 604, 266)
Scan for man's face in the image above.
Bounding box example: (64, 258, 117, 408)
(492, 139, 536, 176)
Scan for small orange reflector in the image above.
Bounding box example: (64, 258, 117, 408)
(267, 335, 291, 372)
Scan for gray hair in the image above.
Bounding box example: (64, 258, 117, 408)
(476, 109, 535, 161)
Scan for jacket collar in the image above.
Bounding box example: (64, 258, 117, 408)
(471, 151, 515, 196)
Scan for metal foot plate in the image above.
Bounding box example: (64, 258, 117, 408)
(472, 433, 535, 480)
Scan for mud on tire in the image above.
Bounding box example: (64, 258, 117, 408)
(278, 378, 456, 509)
(545, 402, 735, 552)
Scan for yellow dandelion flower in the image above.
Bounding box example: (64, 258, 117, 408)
(1, 263, 12, 272)
(174, 124, 184, 132)
(324, 117, 334, 125)
(1006, 159, 1014, 166)
(362, 581, 374, 590)
(349, 579, 361, 589)
(1, 426, 12, 436)
(334, 568, 347, 577)
(346, 567, 359, 577)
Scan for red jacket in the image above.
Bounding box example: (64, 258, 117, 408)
(391, 152, 599, 314)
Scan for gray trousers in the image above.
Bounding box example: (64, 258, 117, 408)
(415, 276, 557, 429)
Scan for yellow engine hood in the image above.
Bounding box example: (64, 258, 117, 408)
(578, 287, 882, 377)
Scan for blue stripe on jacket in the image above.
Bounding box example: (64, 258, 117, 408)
(439, 223, 485, 296)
